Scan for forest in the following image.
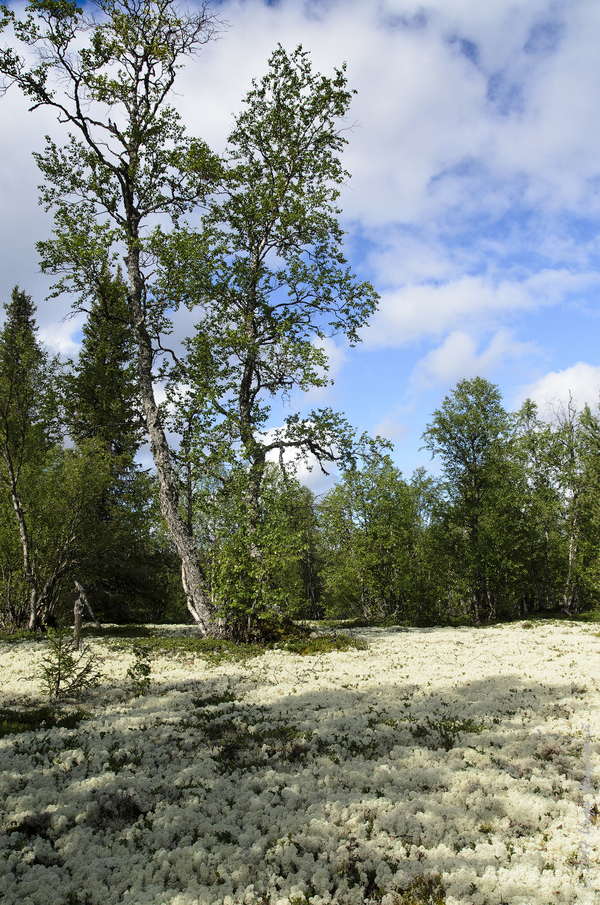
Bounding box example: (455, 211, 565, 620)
(4, 278, 600, 635)
(1, 0, 600, 640)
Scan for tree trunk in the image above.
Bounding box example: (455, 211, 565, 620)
(73, 597, 83, 650)
(4, 458, 39, 630)
(563, 503, 579, 616)
(126, 246, 215, 633)
(73, 579, 101, 628)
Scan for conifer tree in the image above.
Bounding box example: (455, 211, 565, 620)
(0, 287, 58, 628)
(64, 274, 181, 623)
(65, 269, 143, 459)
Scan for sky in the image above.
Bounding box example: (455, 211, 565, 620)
(2, 0, 600, 493)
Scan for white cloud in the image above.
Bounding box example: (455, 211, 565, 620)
(289, 336, 347, 409)
(411, 329, 538, 388)
(38, 320, 83, 358)
(262, 424, 339, 494)
(371, 414, 410, 443)
(3, 0, 600, 470)
(290, 457, 339, 496)
(516, 362, 600, 416)
(4, 1, 600, 310)
(363, 269, 600, 347)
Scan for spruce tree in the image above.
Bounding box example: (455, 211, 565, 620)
(0, 287, 58, 628)
(64, 275, 182, 623)
(65, 269, 143, 459)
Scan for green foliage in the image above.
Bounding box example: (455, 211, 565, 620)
(411, 716, 486, 752)
(63, 271, 143, 458)
(0, 286, 60, 628)
(159, 44, 378, 476)
(397, 874, 446, 904)
(62, 283, 185, 625)
(39, 628, 102, 699)
(1, 3, 599, 633)
(1, 0, 224, 631)
(105, 622, 366, 659)
(317, 455, 438, 623)
(422, 378, 526, 623)
(82, 624, 156, 639)
(192, 467, 320, 637)
(0, 288, 117, 629)
(123, 635, 266, 666)
(276, 633, 368, 655)
(152, 45, 380, 636)
(569, 402, 600, 610)
(0, 628, 44, 643)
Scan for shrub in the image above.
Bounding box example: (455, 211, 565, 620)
(127, 644, 152, 696)
(39, 628, 102, 699)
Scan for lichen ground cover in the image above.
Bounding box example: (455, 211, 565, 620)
(1, 622, 599, 905)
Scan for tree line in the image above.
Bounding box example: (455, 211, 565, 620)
(2, 286, 599, 634)
(1, 1, 598, 636)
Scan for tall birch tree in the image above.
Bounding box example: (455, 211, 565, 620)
(0, 0, 222, 631)
(153, 46, 379, 632)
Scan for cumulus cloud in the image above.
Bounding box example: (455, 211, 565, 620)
(516, 362, 600, 416)
(5, 0, 600, 311)
(411, 329, 539, 388)
(38, 320, 83, 358)
(3, 0, 600, 468)
(363, 269, 600, 347)
(371, 414, 411, 444)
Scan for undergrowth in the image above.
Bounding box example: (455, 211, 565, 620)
(123, 636, 267, 665)
(276, 633, 368, 655)
(0, 628, 46, 643)
(0, 706, 89, 737)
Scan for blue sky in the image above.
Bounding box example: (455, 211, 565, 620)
(2, 0, 600, 492)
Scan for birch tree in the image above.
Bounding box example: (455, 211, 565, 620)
(153, 46, 380, 633)
(421, 377, 518, 623)
(0, 0, 221, 631)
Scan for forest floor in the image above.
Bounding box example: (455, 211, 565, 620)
(0, 620, 599, 905)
